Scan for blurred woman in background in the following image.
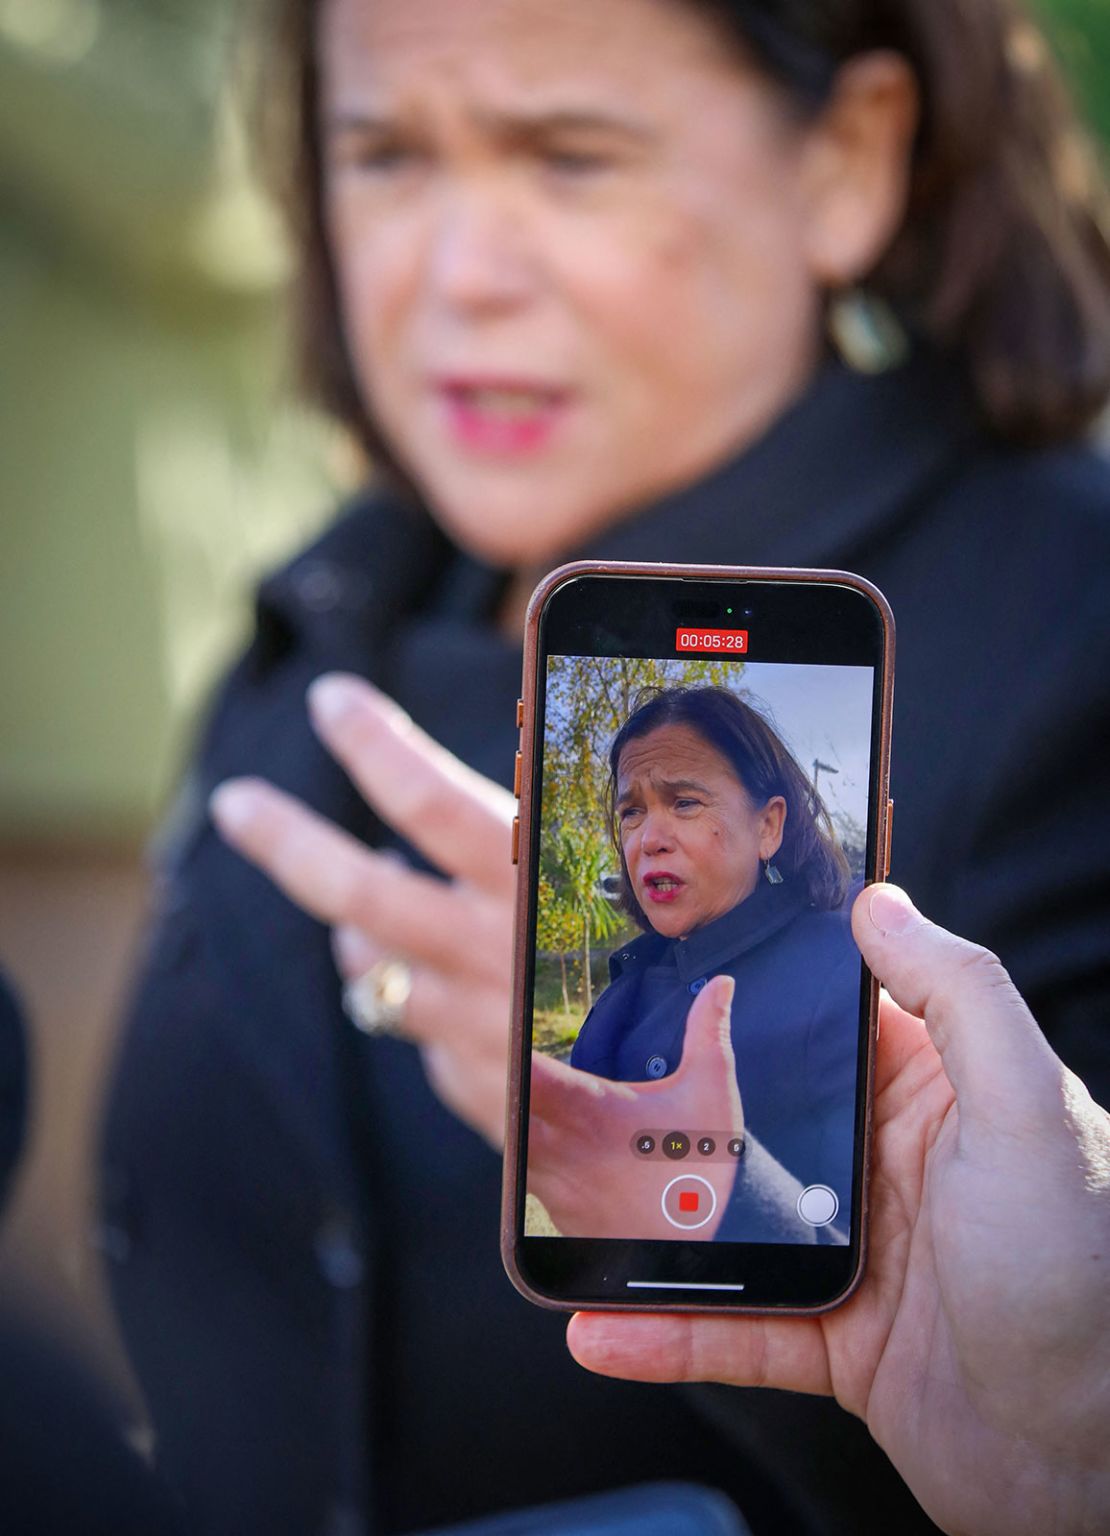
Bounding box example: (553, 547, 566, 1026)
(99, 3, 1110, 1534)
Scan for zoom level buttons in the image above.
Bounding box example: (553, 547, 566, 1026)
(631, 1129, 742, 1163)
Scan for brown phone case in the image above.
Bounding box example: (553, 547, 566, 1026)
(500, 560, 895, 1313)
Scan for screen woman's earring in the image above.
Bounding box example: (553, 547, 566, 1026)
(763, 859, 784, 886)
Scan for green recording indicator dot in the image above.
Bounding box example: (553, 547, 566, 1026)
(726, 607, 733, 614)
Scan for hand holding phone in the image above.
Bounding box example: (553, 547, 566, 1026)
(568, 887, 1110, 1536)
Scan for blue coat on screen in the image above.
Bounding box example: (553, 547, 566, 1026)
(571, 881, 860, 1242)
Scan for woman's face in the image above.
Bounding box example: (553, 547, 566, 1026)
(319, 0, 829, 566)
(616, 722, 786, 940)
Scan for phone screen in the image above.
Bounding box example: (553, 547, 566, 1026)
(506, 569, 892, 1310)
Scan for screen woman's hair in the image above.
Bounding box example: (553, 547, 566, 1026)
(606, 686, 852, 929)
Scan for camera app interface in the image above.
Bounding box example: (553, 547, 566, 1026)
(525, 646, 874, 1246)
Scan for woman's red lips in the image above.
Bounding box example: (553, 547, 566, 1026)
(643, 871, 685, 904)
(433, 376, 572, 456)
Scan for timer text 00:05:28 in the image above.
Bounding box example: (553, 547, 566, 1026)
(674, 627, 749, 655)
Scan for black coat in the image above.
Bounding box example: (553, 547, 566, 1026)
(571, 882, 859, 1243)
(99, 354, 1110, 1536)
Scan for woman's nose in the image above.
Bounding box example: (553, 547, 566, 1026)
(640, 813, 675, 856)
(424, 179, 539, 316)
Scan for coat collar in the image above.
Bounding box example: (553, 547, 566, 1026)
(574, 351, 979, 570)
(249, 350, 980, 670)
(610, 879, 813, 985)
(250, 493, 453, 675)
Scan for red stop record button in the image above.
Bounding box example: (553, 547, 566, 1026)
(675, 627, 749, 655)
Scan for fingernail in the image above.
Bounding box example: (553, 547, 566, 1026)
(209, 780, 259, 836)
(332, 925, 376, 978)
(308, 674, 363, 730)
(712, 975, 736, 1012)
(868, 885, 919, 936)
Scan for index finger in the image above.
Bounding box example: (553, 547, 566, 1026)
(309, 673, 516, 896)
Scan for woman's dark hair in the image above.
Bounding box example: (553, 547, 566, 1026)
(264, 0, 1110, 453)
(607, 686, 851, 928)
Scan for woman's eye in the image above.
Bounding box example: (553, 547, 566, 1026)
(541, 148, 611, 177)
(619, 806, 643, 823)
(675, 798, 702, 812)
(356, 143, 414, 174)
(330, 137, 420, 176)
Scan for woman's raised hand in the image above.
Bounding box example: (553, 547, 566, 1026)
(529, 976, 743, 1239)
(210, 671, 746, 1239)
(211, 672, 517, 1145)
(568, 887, 1110, 1536)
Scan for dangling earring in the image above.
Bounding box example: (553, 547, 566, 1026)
(763, 859, 784, 886)
(827, 288, 909, 375)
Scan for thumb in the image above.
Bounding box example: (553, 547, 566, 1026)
(673, 975, 737, 1082)
(852, 884, 1063, 1124)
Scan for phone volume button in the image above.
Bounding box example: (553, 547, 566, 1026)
(511, 815, 520, 866)
(884, 799, 894, 877)
(513, 751, 522, 799)
(516, 698, 524, 729)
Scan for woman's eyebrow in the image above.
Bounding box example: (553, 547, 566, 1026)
(660, 777, 712, 797)
(323, 110, 396, 138)
(617, 774, 712, 807)
(476, 106, 660, 147)
(322, 105, 659, 147)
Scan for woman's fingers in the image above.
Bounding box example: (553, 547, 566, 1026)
(210, 778, 506, 979)
(852, 885, 1064, 1127)
(421, 1043, 508, 1148)
(308, 674, 516, 897)
(566, 1310, 833, 1397)
(334, 925, 495, 1041)
(332, 923, 383, 980)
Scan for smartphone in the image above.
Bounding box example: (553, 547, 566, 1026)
(502, 562, 894, 1313)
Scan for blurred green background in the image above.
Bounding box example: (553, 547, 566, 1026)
(0, 0, 348, 847)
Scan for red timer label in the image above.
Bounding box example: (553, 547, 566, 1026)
(675, 627, 749, 655)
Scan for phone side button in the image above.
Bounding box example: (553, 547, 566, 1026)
(516, 698, 524, 728)
(513, 751, 522, 798)
(884, 799, 894, 877)
(511, 815, 520, 865)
